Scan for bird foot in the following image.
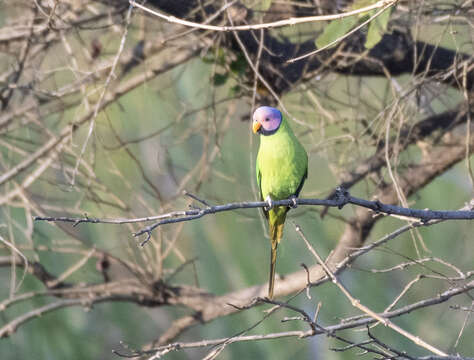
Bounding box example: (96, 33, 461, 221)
(264, 195, 274, 211)
(289, 195, 298, 209)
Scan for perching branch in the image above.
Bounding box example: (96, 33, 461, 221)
(34, 188, 474, 245)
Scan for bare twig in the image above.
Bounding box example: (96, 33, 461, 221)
(294, 223, 449, 357)
(70, 3, 134, 186)
(287, 1, 395, 63)
(130, 0, 398, 32)
(113, 280, 474, 358)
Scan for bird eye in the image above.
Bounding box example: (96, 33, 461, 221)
(265, 117, 269, 122)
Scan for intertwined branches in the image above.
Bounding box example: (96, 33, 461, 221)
(34, 188, 474, 246)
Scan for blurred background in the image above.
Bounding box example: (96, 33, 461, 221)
(0, 0, 473, 359)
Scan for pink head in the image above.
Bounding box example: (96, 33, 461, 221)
(252, 106, 282, 135)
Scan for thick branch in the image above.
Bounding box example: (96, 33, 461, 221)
(142, 1, 473, 95)
(136, 280, 474, 357)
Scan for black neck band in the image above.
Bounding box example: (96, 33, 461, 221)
(259, 123, 280, 136)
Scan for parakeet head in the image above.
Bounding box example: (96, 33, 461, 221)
(252, 106, 282, 135)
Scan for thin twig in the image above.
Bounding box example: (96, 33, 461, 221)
(70, 4, 134, 186)
(130, 0, 398, 32)
(287, 0, 396, 63)
(293, 223, 448, 357)
(112, 280, 474, 358)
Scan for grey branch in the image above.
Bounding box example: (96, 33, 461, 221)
(113, 279, 474, 358)
(34, 188, 474, 245)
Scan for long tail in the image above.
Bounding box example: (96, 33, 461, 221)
(268, 211, 286, 299)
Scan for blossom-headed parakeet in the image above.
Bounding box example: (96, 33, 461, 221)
(253, 106, 308, 299)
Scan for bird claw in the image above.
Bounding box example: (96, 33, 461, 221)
(264, 195, 274, 211)
(289, 195, 298, 209)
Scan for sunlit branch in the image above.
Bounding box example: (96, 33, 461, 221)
(130, 0, 398, 32)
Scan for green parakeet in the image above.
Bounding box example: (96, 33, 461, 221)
(253, 106, 308, 299)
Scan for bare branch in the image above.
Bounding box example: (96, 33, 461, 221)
(130, 0, 398, 32)
(34, 189, 474, 245)
(294, 223, 448, 357)
(116, 279, 474, 358)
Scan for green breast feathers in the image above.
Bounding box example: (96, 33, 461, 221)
(256, 117, 307, 201)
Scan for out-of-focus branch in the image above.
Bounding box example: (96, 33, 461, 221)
(2, 118, 473, 351)
(143, 1, 473, 95)
(326, 104, 473, 202)
(123, 280, 473, 358)
(0, 45, 201, 190)
(130, 0, 397, 32)
(0, 293, 150, 339)
(1, 2, 473, 357)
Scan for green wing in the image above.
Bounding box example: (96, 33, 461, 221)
(295, 168, 308, 198)
(256, 160, 262, 200)
(254, 114, 308, 299)
(256, 158, 269, 218)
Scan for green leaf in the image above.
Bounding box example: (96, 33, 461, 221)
(230, 54, 247, 75)
(364, 7, 392, 49)
(201, 54, 215, 64)
(212, 73, 228, 86)
(260, 0, 273, 11)
(242, 0, 272, 11)
(351, 0, 377, 11)
(229, 84, 241, 96)
(201, 47, 226, 65)
(315, 16, 359, 49)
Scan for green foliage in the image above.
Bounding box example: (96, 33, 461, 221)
(229, 84, 242, 96)
(316, 0, 392, 50)
(229, 53, 247, 76)
(202, 47, 226, 65)
(242, 0, 273, 11)
(208, 52, 247, 87)
(212, 72, 229, 86)
(364, 8, 392, 49)
(260, 0, 273, 11)
(315, 16, 359, 49)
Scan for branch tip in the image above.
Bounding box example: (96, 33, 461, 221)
(140, 232, 152, 247)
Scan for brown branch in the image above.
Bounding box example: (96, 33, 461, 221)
(0, 45, 201, 188)
(325, 104, 472, 205)
(124, 280, 474, 358)
(142, 1, 473, 94)
(3, 104, 473, 348)
(0, 294, 148, 339)
(294, 223, 447, 356)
